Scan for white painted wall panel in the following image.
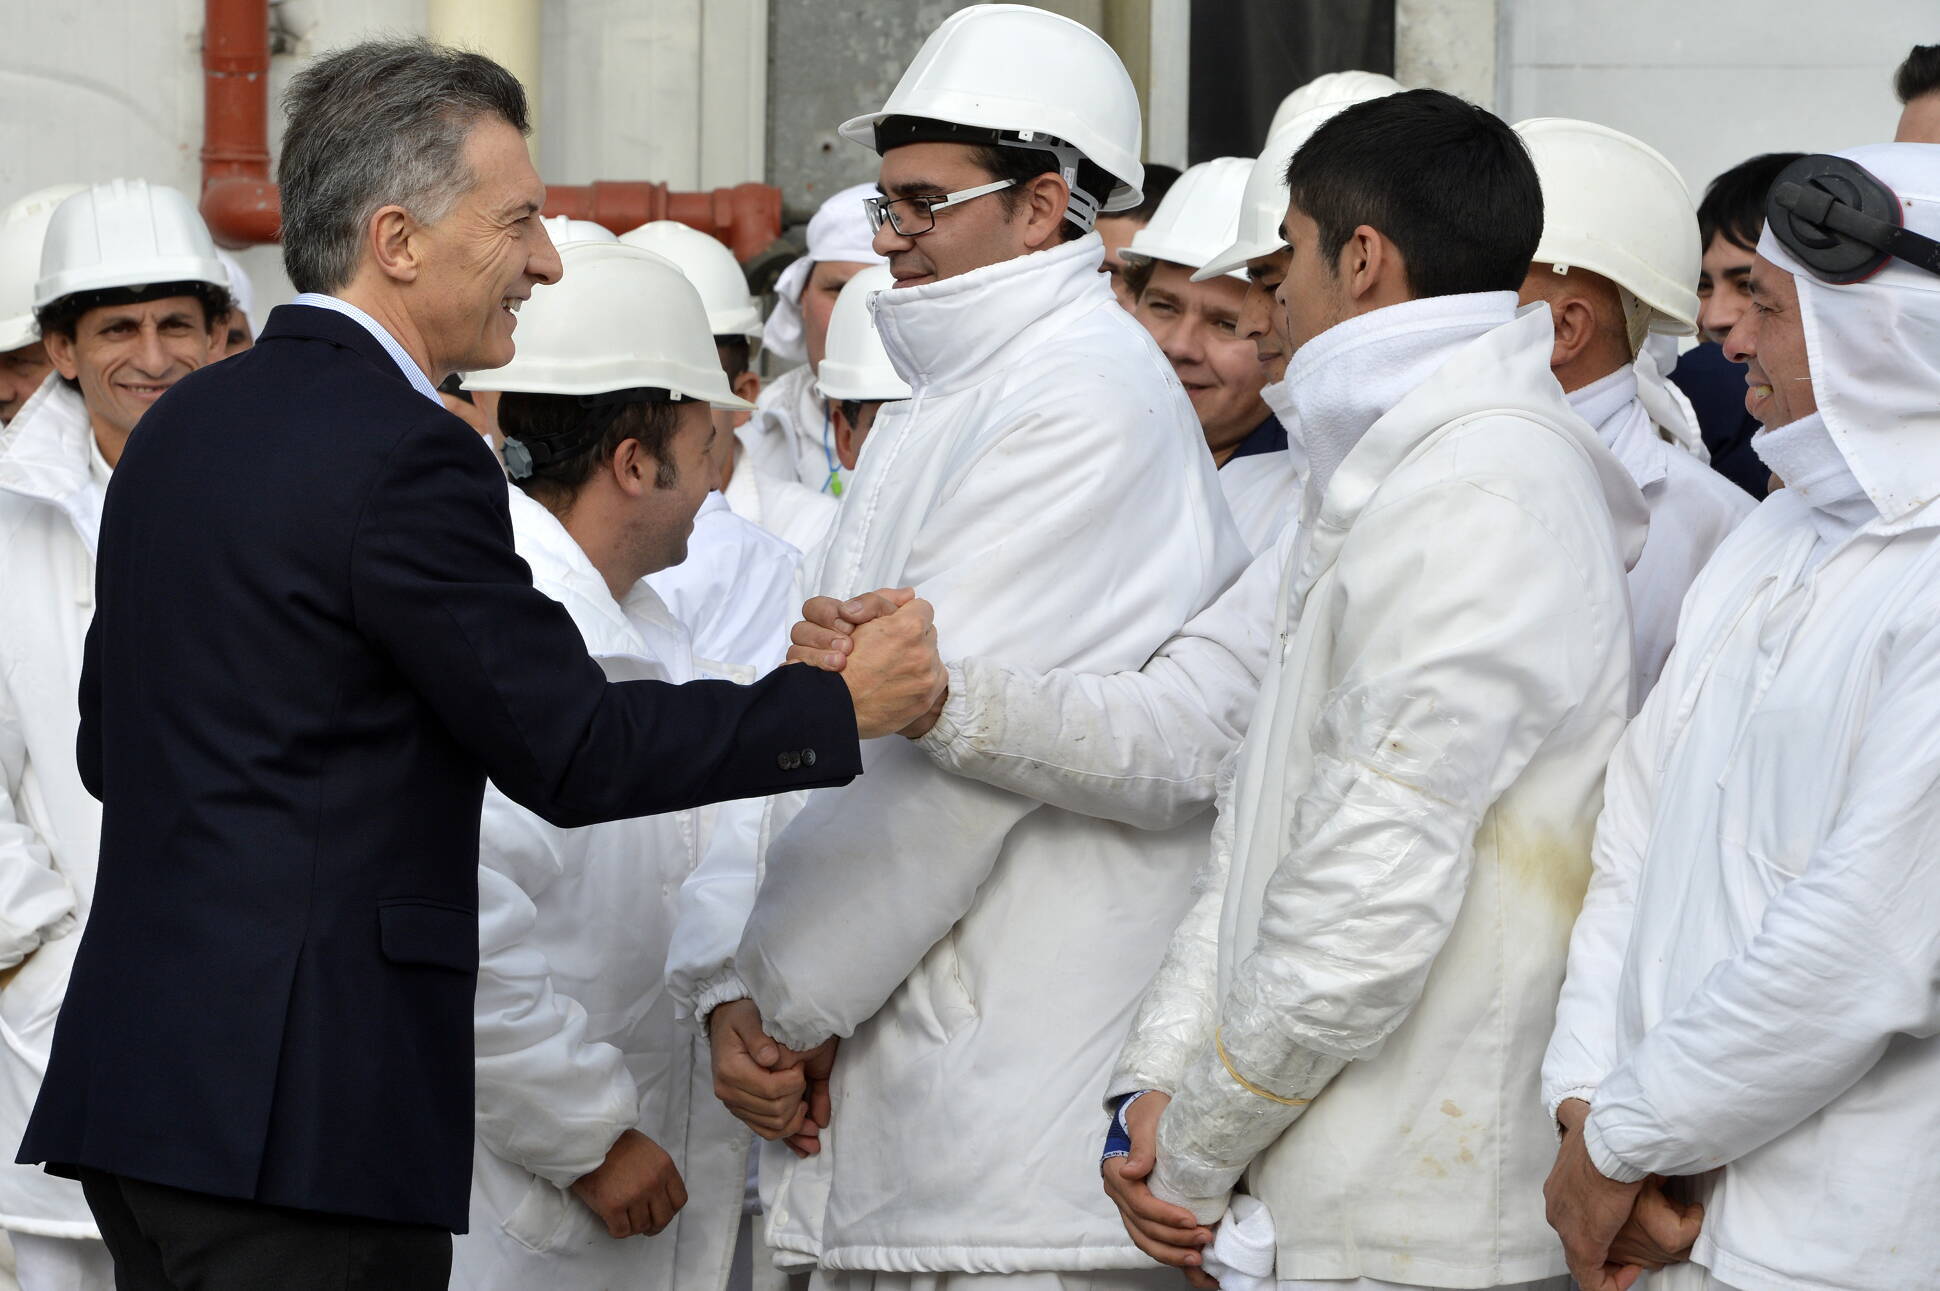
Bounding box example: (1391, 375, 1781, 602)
(1496, 0, 1923, 196)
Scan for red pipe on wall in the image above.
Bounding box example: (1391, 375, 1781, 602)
(540, 182, 783, 263)
(200, 0, 279, 249)
(198, 0, 783, 260)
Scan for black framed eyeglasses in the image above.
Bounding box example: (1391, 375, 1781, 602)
(863, 179, 1017, 237)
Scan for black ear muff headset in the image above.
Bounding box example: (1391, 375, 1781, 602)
(1766, 154, 1940, 284)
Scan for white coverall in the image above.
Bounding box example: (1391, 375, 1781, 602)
(1217, 392, 1306, 556)
(742, 364, 846, 498)
(747, 181, 887, 497)
(452, 487, 748, 1291)
(1544, 143, 1940, 1291)
(722, 233, 1250, 1285)
(1568, 359, 1753, 706)
(725, 424, 838, 571)
(646, 490, 804, 673)
(0, 378, 117, 1289)
(1124, 294, 1643, 1290)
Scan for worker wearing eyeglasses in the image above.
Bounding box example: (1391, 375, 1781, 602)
(702, 7, 1249, 1290)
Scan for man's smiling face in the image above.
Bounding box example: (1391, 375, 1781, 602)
(45, 295, 220, 443)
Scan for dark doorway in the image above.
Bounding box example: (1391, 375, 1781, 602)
(1188, 0, 1396, 162)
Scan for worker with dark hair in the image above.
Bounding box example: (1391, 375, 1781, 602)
(1895, 43, 1940, 141)
(1669, 151, 1805, 498)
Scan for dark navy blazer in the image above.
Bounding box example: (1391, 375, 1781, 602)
(18, 304, 860, 1231)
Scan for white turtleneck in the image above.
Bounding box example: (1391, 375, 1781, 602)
(1754, 411, 1877, 564)
(87, 431, 112, 501)
(1285, 292, 1519, 504)
(1565, 361, 1759, 708)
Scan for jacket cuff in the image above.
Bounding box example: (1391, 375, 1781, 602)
(1583, 1106, 1650, 1183)
(694, 973, 753, 1035)
(0, 909, 76, 971)
(1546, 1084, 1600, 1129)
(913, 662, 972, 759)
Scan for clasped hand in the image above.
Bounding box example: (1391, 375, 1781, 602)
(1099, 1093, 1219, 1288)
(708, 998, 836, 1157)
(789, 589, 948, 739)
(1545, 1099, 1704, 1291)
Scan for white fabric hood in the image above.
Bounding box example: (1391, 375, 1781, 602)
(1756, 143, 1940, 526)
(761, 183, 887, 364)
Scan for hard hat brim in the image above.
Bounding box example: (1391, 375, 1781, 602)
(0, 313, 36, 352)
(1191, 237, 1277, 283)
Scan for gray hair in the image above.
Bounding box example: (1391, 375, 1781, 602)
(278, 39, 529, 294)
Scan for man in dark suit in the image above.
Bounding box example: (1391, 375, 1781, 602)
(16, 38, 944, 1289)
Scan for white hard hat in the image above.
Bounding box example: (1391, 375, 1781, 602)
(1193, 89, 1401, 282)
(33, 179, 226, 310)
(1515, 118, 1701, 337)
(1123, 158, 1254, 280)
(1265, 71, 1406, 145)
(215, 248, 255, 327)
(541, 215, 617, 246)
(0, 185, 89, 350)
(815, 265, 911, 403)
(618, 220, 762, 339)
(463, 242, 754, 410)
(838, 3, 1144, 229)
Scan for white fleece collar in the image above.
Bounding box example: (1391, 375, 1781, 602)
(1287, 291, 1519, 503)
(870, 233, 1115, 395)
(1570, 365, 1670, 492)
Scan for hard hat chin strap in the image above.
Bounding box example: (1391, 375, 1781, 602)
(874, 117, 1106, 233)
(1009, 130, 1101, 232)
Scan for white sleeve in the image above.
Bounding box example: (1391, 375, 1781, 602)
(666, 792, 768, 1028)
(1109, 760, 1242, 1101)
(738, 395, 1242, 1053)
(0, 669, 78, 970)
(1153, 481, 1622, 1220)
(1540, 666, 1674, 1119)
(1585, 615, 1940, 1181)
(474, 788, 637, 1187)
(915, 535, 1276, 830)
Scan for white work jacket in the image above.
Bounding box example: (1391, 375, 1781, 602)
(0, 378, 104, 1238)
(1124, 299, 1645, 1288)
(730, 233, 1250, 1274)
(1544, 423, 1940, 1291)
(725, 429, 838, 572)
(1218, 396, 1306, 556)
(452, 488, 746, 1291)
(645, 491, 803, 673)
(743, 364, 844, 496)
(1571, 364, 1753, 707)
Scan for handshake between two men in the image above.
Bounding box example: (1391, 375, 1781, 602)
(709, 589, 947, 1150)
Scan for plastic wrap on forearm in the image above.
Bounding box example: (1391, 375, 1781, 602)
(1151, 1028, 1345, 1223)
(1110, 759, 1241, 1100)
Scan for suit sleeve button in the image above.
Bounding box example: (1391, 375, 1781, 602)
(777, 752, 795, 770)
(802, 748, 817, 768)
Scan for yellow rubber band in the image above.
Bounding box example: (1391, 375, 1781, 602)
(1216, 1029, 1312, 1107)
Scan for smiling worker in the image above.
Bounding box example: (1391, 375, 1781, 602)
(0, 178, 231, 1291)
(15, 39, 942, 1290)
(1123, 156, 1297, 552)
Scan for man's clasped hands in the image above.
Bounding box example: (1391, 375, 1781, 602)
(716, 592, 1708, 1288)
(705, 589, 944, 1160)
